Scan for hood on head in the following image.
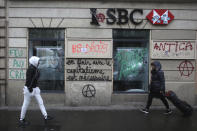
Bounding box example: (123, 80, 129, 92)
(151, 61, 162, 71)
(29, 56, 40, 67)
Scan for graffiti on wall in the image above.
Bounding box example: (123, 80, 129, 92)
(9, 69, 26, 79)
(9, 59, 26, 68)
(72, 41, 108, 54)
(9, 48, 26, 57)
(82, 84, 96, 97)
(152, 41, 195, 59)
(8, 57, 26, 79)
(68, 40, 112, 58)
(66, 59, 112, 81)
(177, 60, 194, 77)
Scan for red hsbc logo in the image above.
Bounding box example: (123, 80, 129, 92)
(146, 9, 174, 25)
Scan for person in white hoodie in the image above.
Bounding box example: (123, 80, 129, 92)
(19, 56, 53, 127)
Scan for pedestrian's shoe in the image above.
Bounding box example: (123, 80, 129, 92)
(19, 119, 30, 127)
(140, 108, 149, 114)
(44, 115, 54, 124)
(164, 109, 172, 115)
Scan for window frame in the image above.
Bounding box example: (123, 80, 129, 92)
(28, 28, 65, 93)
(112, 29, 150, 94)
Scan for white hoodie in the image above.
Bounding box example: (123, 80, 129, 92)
(29, 56, 40, 67)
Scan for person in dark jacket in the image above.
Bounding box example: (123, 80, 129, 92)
(141, 61, 172, 115)
(19, 56, 53, 127)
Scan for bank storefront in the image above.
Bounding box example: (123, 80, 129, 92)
(7, 0, 197, 107)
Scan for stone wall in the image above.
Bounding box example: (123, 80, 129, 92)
(7, 0, 197, 106)
(0, 0, 6, 106)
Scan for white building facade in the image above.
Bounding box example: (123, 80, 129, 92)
(2, 0, 197, 107)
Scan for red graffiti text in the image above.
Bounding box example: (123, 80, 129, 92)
(154, 41, 193, 52)
(72, 41, 108, 54)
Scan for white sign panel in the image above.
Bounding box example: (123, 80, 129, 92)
(151, 41, 196, 59)
(67, 40, 112, 58)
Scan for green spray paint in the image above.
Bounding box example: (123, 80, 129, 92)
(9, 48, 24, 57)
(9, 69, 25, 79)
(115, 48, 147, 80)
(13, 59, 25, 68)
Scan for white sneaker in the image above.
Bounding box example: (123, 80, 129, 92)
(140, 108, 149, 114)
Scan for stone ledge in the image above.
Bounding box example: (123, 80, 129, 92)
(8, 0, 197, 3)
(3, 104, 197, 111)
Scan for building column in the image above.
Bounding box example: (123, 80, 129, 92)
(0, 0, 7, 106)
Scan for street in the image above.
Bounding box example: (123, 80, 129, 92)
(1, 108, 196, 131)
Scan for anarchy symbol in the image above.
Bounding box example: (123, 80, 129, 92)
(82, 84, 96, 97)
(177, 60, 194, 77)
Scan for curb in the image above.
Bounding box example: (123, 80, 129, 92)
(1, 105, 197, 111)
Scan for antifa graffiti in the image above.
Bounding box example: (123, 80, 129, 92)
(66, 59, 112, 81)
(153, 41, 193, 52)
(152, 41, 195, 59)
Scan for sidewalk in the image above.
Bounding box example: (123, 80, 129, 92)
(1, 107, 197, 131)
(1, 104, 197, 111)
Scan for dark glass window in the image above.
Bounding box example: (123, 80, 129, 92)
(29, 29, 65, 92)
(113, 29, 149, 93)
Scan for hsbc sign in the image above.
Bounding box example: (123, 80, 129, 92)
(146, 9, 174, 25)
(90, 8, 174, 26)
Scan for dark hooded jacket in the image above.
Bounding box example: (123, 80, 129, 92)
(25, 56, 40, 91)
(150, 61, 165, 93)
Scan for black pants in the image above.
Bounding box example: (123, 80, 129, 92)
(146, 92, 170, 110)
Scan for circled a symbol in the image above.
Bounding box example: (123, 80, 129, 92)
(96, 13, 105, 23)
(82, 84, 96, 97)
(177, 60, 194, 77)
